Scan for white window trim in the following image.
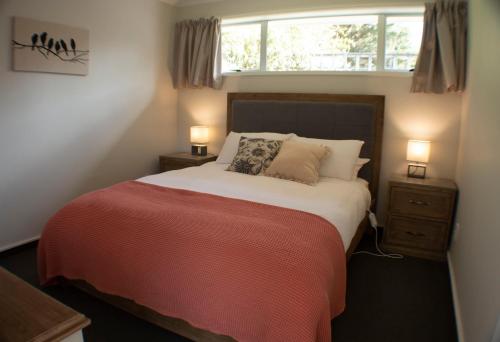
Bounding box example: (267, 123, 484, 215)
(222, 70, 413, 77)
(259, 21, 268, 72)
(376, 14, 386, 72)
(221, 10, 423, 76)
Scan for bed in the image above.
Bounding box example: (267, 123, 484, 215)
(38, 93, 384, 342)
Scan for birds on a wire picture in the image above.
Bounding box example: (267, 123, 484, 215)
(12, 17, 90, 76)
(21, 33, 83, 60)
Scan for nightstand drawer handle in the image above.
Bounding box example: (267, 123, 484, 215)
(408, 199, 430, 206)
(405, 231, 426, 238)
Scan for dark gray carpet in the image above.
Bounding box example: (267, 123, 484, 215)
(0, 236, 457, 342)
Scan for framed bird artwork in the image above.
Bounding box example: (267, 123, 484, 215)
(12, 17, 89, 76)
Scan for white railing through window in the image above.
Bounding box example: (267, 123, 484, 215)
(308, 52, 418, 71)
(310, 53, 377, 71)
(385, 53, 418, 71)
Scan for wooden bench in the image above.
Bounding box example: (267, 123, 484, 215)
(0, 267, 90, 342)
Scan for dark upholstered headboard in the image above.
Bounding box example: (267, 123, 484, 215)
(227, 93, 384, 208)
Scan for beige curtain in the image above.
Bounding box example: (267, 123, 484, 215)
(411, 1, 468, 93)
(173, 17, 222, 89)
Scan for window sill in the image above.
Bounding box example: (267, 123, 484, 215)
(222, 71, 413, 77)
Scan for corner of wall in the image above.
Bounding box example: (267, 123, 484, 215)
(447, 252, 466, 342)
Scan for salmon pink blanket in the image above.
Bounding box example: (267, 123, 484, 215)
(38, 181, 346, 342)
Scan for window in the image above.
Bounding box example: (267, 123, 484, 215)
(267, 16, 378, 71)
(221, 12, 423, 73)
(385, 16, 423, 71)
(221, 23, 261, 72)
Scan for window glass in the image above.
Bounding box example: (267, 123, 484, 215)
(220, 13, 424, 73)
(221, 24, 261, 72)
(266, 16, 378, 71)
(385, 16, 423, 71)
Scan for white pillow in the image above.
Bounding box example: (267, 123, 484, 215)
(216, 131, 296, 164)
(292, 136, 364, 181)
(352, 158, 370, 181)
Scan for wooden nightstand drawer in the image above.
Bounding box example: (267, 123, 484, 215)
(384, 216, 448, 252)
(389, 187, 453, 220)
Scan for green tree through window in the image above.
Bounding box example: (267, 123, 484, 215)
(221, 14, 423, 72)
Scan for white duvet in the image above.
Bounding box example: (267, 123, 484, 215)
(138, 162, 371, 251)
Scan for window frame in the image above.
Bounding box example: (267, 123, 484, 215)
(221, 12, 423, 76)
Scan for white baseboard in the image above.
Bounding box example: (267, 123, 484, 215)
(0, 235, 40, 253)
(448, 252, 466, 342)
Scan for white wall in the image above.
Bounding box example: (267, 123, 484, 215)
(450, 0, 500, 341)
(0, 0, 178, 250)
(175, 0, 463, 221)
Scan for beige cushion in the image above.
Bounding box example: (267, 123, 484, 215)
(264, 140, 329, 185)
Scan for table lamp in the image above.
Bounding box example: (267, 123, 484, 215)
(406, 140, 431, 179)
(190, 126, 209, 156)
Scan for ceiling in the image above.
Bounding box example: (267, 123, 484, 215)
(161, 0, 225, 7)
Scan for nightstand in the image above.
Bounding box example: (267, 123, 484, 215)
(382, 175, 457, 261)
(159, 152, 217, 172)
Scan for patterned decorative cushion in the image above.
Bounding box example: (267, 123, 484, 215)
(226, 137, 283, 175)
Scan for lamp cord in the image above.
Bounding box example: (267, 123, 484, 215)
(352, 212, 404, 259)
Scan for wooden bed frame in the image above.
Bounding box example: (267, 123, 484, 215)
(67, 93, 385, 341)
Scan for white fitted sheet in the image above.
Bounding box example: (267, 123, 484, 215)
(138, 162, 371, 251)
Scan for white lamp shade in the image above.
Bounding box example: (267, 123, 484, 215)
(407, 140, 431, 163)
(190, 126, 209, 144)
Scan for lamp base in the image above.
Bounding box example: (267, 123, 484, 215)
(191, 145, 207, 156)
(407, 163, 427, 179)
